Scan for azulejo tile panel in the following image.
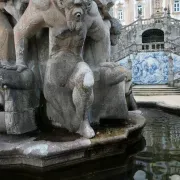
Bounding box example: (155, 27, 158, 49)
(172, 54, 180, 80)
(119, 52, 169, 85)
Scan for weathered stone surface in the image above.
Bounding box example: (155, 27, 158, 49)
(0, 0, 138, 139)
(5, 109, 36, 134)
(5, 89, 38, 112)
(0, 68, 39, 134)
(0, 10, 15, 65)
(84, 3, 137, 123)
(0, 111, 146, 169)
(0, 112, 5, 132)
(0, 68, 35, 90)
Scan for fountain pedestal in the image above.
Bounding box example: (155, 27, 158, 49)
(0, 111, 145, 170)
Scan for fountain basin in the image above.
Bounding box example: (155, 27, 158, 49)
(0, 111, 146, 171)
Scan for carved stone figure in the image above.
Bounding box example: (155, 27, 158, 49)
(0, 1, 14, 69)
(0, 0, 28, 66)
(0, 0, 28, 111)
(0, 0, 146, 170)
(0, 0, 37, 134)
(84, 0, 137, 123)
(0, 0, 137, 138)
(3, 0, 104, 138)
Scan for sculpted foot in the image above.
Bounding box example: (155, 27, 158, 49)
(17, 65, 28, 72)
(77, 120, 95, 138)
(2, 64, 17, 70)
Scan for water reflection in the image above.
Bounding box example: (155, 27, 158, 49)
(133, 108, 180, 180)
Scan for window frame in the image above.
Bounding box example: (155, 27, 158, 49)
(174, 0, 180, 12)
(137, 4, 143, 16)
(118, 9, 123, 21)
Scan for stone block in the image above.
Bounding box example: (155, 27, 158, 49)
(5, 109, 36, 134)
(5, 89, 38, 112)
(0, 112, 5, 132)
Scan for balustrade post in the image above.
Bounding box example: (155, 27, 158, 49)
(128, 58, 132, 71)
(168, 55, 174, 87)
(138, 18, 142, 29)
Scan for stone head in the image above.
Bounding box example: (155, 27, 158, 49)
(57, 0, 93, 31)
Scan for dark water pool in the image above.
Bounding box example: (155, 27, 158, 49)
(1, 108, 180, 180)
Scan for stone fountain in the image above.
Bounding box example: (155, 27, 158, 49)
(0, 0, 146, 170)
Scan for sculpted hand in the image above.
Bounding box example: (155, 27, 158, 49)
(16, 64, 28, 72)
(100, 62, 118, 68)
(0, 66, 34, 89)
(3, 64, 28, 73)
(100, 62, 126, 85)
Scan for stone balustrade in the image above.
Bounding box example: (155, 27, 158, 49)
(121, 16, 180, 32)
(112, 16, 180, 62)
(111, 42, 180, 62)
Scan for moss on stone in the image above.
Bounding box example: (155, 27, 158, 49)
(91, 127, 126, 143)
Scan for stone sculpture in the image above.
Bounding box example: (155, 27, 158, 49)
(0, 0, 28, 66)
(0, 0, 137, 138)
(0, 0, 28, 106)
(2, 0, 98, 138)
(84, 0, 137, 123)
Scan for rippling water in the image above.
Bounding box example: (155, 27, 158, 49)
(1, 108, 180, 180)
(132, 108, 180, 180)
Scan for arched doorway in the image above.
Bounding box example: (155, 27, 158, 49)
(142, 29, 164, 43)
(142, 29, 164, 50)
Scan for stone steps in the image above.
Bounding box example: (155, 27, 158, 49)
(133, 85, 180, 96)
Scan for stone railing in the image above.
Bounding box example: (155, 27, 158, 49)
(169, 17, 180, 26)
(121, 16, 180, 33)
(141, 42, 164, 51)
(141, 17, 164, 25)
(122, 20, 139, 31)
(111, 16, 180, 62)
(167, 37, 180, 47)
(111, 41, 180, 62)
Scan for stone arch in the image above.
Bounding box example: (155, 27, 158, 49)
(142, 29, 164, 43)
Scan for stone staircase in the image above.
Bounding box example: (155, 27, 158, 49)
(111, 16, 180, 62)
(133, 85, 180, 96)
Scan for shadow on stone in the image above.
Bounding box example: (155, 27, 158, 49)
(34, 128, 81, 142)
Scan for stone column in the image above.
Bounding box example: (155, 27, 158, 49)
(0, 68, 38, 134)
(168, 56, 174, 87)
(128, 58, 132, 71)
(4, 89, 37, 134)
(0, 10, 15, 66)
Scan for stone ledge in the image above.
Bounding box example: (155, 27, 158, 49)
(137, 101, 180, 116)
(0, 111, 146, 171)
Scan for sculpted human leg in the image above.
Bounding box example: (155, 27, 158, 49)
(0, 10, 15, 66)
(125, 80, 138, 111)
(67, 62, 95, 138)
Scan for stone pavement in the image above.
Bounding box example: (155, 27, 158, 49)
(135, 95, 180, 108)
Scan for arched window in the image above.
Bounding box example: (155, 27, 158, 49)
(142, 29, 164, 43)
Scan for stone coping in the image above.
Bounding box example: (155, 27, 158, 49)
(137, 101, 180, 116)
(0, 111, 146, 171)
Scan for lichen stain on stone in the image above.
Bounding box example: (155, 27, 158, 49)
(91, 127, 126, 142)
(24, 144, 49, 155)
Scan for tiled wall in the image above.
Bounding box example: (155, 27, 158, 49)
(119, 52, 180, 84)
(172, 54, 180, 80)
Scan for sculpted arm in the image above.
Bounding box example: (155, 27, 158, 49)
(87, 1, 110, 41)
(13, 1, 46, 72)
